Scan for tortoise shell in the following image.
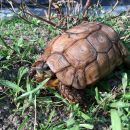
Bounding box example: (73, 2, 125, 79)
(40, 21, 125, 89)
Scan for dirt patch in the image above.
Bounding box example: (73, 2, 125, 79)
(0, 94, 22, 130)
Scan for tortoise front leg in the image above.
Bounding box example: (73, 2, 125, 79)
(58, 83, 86, 104)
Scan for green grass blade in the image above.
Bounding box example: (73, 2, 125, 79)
(17, 37, 24, 47)
(78, 111, 91, 120)
(110, 101, 130, 108)
(123, 92, 130, 100)
(122, 73, 127, 94)
(110, 109, 122, 130)
(0, 79, 25, 92)
(45, 110, 55, 129)
(17, 116, 29, 130)
(66, 118, 75, 127)
(17, 78, 49, 100)
(95, 87, 100, 104)
(65, 125, 79, 130)
(79, 124, 94, 129)
(17, 67, 28, 86)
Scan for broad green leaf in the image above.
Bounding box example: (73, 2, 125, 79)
(95, 87, 100, 104)
(26, 79, 32, 102)
(17, 37, 24, 47)
(66, 118, 75, 127)
(51, 124, 65, 130)
(0, 79, 25, 92)
(44, 109, 56, 129)
(37, 96, 52, 103)
(65, 125, 79, 130)
(123, 92, 130, 100)
(110, 101, 130, 108)
(47, 110, 55, 125)
(78, 111, 91, 120)
(79, 124, 94, 129)
(17, 78, 49, 100)
(110, 109, 122, 130)
(17, 67, 28, 86)
(122, 73, 127, 94)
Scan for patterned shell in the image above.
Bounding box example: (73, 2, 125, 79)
(42, 21, 124, 89)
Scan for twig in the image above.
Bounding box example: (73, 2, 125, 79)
(5, 0, 92, 30)
(48, 0, 53, 20)
(8, 0, 61, 29)
(6, 0, 16, 12)
(20, 1, 29, 19)
(121, 34, 130, 41)
(83, 0, 91, 19)
(96, 0, 101, 6)
(106, 8, 130, 21)
(25, 6, 61, 28)
(107, 0, 119, 14)
(30, 0, 50, 9)
(4, 1, 40, 26)
(52, 2, 62, 19)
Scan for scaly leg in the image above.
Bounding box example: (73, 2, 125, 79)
(58, 83, 86, 104)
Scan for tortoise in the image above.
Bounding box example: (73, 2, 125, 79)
(29, 21, 129, 103)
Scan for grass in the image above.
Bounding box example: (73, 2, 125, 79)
(0, 11, 130, 130)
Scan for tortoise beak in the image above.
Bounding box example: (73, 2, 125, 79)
(29, 65, 59, 88)
(29, 61, 54, 83)
(29, 66, 45, 82)
(29, 60, 45, 81)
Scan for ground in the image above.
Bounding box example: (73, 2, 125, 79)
(0, 11, 130, 130)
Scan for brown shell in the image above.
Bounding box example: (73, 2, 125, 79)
(43, 21, 125, 89)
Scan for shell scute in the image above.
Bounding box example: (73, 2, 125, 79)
(87, 31, 112, 53)
(51, 33, 76, 53)
(85, 61, 100, 85)
(66, 22, 101, 39)
(47, 53, 70, 73)
(72, 69, 86, 89)
(108, 48, 116, 70)
(97, 53, 109, 77)
(101, 24, 119, 42)
(64, 39, 97, 68)
(56, 66, 75, 86)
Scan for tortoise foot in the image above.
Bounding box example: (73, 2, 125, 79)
(58, 84, 86, 104)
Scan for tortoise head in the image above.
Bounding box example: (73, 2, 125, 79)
(29, 60, 59, 88)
